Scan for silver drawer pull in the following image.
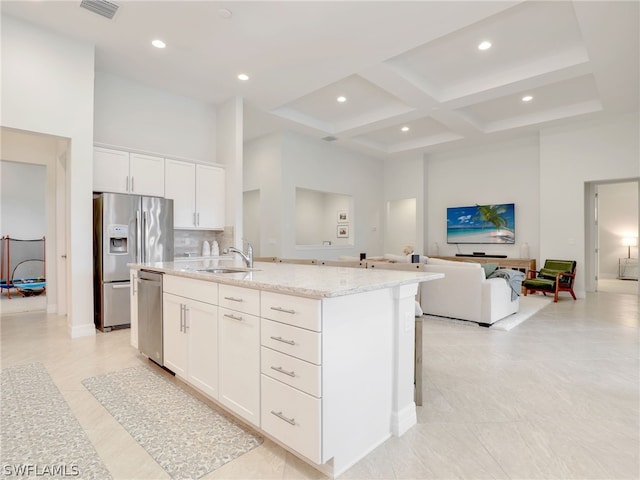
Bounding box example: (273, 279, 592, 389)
(270, 366, 296, 377)
(224, 313, 243, 321)
(270, 335, 295, 345)
(270, 306, 296, 315)
(224, 296, 243, 302)
(271, 410, 296, 426)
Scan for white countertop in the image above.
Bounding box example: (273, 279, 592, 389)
(130, 258, 443, 299)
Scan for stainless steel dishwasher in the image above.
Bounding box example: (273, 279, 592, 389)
(137, 270, 164, 366)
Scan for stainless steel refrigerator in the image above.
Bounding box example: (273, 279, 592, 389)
(93, 193, 173, 331)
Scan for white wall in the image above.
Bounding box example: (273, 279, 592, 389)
(281, 131, 384, 260)
(385, 198, 417, 255)
(94, 72, 217, 162)
(244, 133, 283, 257)
(425, 135, 540, 260)
(597, 182, 639, 278)
(383, 156, 424, 254)
(217, 97, 243, 247)
(1, 15, 95, 336)
(1, 161, 46, 238)
(540, 113, 640, 295)
(244, 131, 384, 260)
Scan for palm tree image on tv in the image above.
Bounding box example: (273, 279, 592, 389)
(446, 203, 515, 244)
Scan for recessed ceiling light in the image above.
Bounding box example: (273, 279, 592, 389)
(401, 126, 410, 132)
(237, 73, 249, 81)
(337, 96, 347, 103)
(477, 40, 492, 51)
(151, 39, 166, 49)
(522, 95, 533, 102)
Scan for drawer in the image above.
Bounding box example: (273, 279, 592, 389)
(261, 347, 321, 398)
(261, 291, 321, 332)
(219, 284, 260, 315)
(261, 375, 321, 464)
(261, 319, 321, 365)
(163, 274, 218, 304)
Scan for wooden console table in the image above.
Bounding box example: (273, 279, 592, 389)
(432, 256, 536, 292)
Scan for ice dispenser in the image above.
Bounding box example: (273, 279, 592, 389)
(108, 225, 129, 255)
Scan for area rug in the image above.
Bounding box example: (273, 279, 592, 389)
(0, 363, 112, 479)
(490, 294, 553, 331)
(82, 365, 263, 480)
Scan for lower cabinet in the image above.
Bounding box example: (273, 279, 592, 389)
(261, 374, 321, 463)
(163, 292, 218, 399)
(218, 306, 260, 426)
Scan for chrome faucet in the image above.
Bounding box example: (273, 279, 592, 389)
(223, 243, 254, 269)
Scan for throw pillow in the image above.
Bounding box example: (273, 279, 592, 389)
(481, 263, 499, 278)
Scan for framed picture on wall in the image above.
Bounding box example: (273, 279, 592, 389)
(337, 210, 349, 223)
(337, 225, 349, 238)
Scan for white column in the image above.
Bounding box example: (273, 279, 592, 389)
(390, 283, 418, 436)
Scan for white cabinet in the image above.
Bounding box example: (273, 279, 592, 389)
(130, 269, 138, 349)
(260, 293, 322, 463)
(93, 147, 129, 193)
(165, 159, 225, 230)
(163, 293, 189, 378)
(163, 276, 219, 398)
(93, 147, 165, 196)
(129, 153, 165, 196)
(218, 285, 260, 426)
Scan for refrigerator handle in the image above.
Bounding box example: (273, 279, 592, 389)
(136, 210, 142, 263)
(142, 211, 148, 263)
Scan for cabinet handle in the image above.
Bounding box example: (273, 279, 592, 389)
(223, 296, 243, 302)
(270, 306, 296, 315)
(184, 306, 189, 332)
(193, 212, 197, 226)
(180, 304, 186, 333)
(270, 366, 296, 378)
(224, 313, 244, 321)
(125, 175, 129, 191)
(270, 410, 296, 426)
(197, 212, 200, 226)
(131, 176, 135, 192)
(270, 335, 295, 345)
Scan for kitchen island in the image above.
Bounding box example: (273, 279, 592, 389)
(130, 258, 443, 478)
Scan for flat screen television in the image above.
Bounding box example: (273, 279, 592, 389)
(447, 203, 515, 244)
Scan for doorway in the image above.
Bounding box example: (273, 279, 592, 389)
(586, 179, 639, 295)
(0, 128, 68, 315)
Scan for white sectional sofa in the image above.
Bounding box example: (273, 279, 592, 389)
(419, 258, 519, 326)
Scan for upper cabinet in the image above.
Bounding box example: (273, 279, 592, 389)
(93, 147, 165, 197)
(165, 159, 225, 230)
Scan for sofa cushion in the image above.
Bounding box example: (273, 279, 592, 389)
(427, 258, 481, 268)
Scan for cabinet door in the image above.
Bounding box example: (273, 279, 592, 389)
(130, 270, 138, 349)
(93, 147, 129, 193)
(186, 299, 218, 399)
(129, 153, 165, 197)
(196, 165, 225, 230)
(165, 159, 196, 229)
(162, 293, 188, 378)
(219, 307, 260, 426)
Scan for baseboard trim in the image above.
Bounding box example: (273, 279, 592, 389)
(67, 322, 96, 338)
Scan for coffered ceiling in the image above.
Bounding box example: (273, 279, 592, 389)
(2, 1, 638, 159)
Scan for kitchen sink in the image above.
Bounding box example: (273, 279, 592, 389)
(196, 267, 248, 274)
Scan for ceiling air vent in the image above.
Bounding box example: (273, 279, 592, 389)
(322, 136, 338, 142)
(80, 0, 120, 19)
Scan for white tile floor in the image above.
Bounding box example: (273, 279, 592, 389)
(1, 290, 638, 479)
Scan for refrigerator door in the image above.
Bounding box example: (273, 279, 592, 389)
(101, 281, 131, 328)
(141, 196, 174, 263)
(99, 193, 141, 282)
